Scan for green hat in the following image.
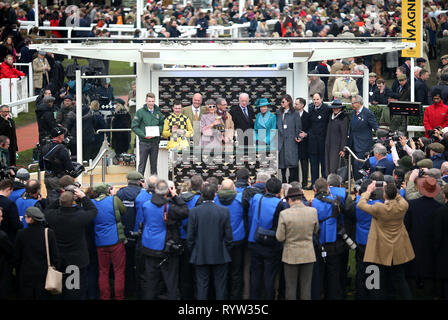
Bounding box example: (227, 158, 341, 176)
(93, 182, 111, 195)
(126, 171, 144, 181)
(397, 155, 412, 171)
(369, 72, 377, 77)
(397, 74, 407, 81)
(416, 158, 433, 169)
(25, 207, 45, 222)
(428, 142, 445, 154)
(255, 98, 270, 108)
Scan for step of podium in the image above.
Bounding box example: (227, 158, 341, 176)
(31, 165, 135, 197)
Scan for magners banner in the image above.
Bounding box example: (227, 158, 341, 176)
(402, 0, 423, 58)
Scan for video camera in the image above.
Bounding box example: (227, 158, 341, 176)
(65, 162, 85, 178)
(0, 166, 17, 180)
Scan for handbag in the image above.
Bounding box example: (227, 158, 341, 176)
(337, 156, 348, 182)
(44, 228, 63, 294)
(254, 196, 277, 246)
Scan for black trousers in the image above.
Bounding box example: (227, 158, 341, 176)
(228, 242, 245, 300)
(249, 243, 282, 300)
(319, 253, 343, 300)
(355, 244, 371, 300)
(18, 273, 50, 300)
(62, 266, 88, 300)
(141, 255, 179, 300)
(309, 152, 326, 185)
(369, 264, 412, 300)
(299, 156, 309, 187)
(179, 243, 196, 300)
(138, 140, 159, 176)
(124, 244, 137, 298)
(281, 167, 299, 184)
(196, 264, 228, 300)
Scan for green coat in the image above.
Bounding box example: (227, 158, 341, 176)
(131, 105, 164, 143)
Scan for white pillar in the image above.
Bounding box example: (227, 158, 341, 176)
(363, 67, 369, 108)
(294, 62, 308, 110)
(410, 58, 415, 102)
(136, 0, 143, 30)
(75, 70, 83, 185)
(239, 0, 245, 19)
(135, 62, 152, 172)
(34, 0, 39, 27)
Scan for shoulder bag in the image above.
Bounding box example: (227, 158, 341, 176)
(254, 196, 277, 246)
(44, 228, 63, 294)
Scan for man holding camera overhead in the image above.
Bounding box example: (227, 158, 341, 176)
(357, 180, 414, 300)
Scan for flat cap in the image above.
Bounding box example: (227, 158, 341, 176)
(25, 207, 45, 222)
(416, 158, 433, 169)
(428, 142, 445, 154)
(126, 171, 143, 181)
(441, 55, 448, 60)
(93, 182, 111, 195)
(369, 72, 377, 77)
(397, 74, 407, 81)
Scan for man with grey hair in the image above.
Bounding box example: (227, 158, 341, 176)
(347, 94, 379, 180)
(412, 150, 426, 167)
(230, 92, 255, 133)
(364, 143, 395, 176)
(140, 179, 188, 300)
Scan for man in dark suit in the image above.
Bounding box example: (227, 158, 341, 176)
(415, 69, 430, 105)
(295, 97, 311, 188)
(347, 95, 379, 180)
(187, 183, 233, 300)
(229, 93, 255, 142)
(303, 93, 331, 189)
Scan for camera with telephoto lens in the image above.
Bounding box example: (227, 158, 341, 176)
(337, 226, 357, 250)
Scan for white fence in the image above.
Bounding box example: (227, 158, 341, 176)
(1, 77, 29, 117)
(0, 63, 37, 117)
(19, 19, 279, 40)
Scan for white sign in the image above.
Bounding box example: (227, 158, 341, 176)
(145, 126, 160, 137)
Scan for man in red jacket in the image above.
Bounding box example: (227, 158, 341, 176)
(0, 55, 25, 79)
(424, 89, 448, 137)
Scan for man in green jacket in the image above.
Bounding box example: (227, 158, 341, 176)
(131, 92, 164, 175)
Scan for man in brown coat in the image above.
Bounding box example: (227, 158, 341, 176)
(276, 187, 319, 300)
(358, 181, 414, 300)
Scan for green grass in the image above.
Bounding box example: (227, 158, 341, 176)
(14, 101, 37, 128)
(16, 148, 35, 171)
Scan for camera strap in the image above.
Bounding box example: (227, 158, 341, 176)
(316, 194, 342, 224)
(42, 143, 63, 172)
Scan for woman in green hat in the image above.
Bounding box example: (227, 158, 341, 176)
(254, 98, 277, 151)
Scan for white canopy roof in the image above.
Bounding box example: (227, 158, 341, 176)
(31, 40, 413, 65)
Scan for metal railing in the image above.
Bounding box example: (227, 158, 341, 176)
(28, 163, 40, 183)
(344, 146, 367, 192)
(84, 128, 133, 187)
